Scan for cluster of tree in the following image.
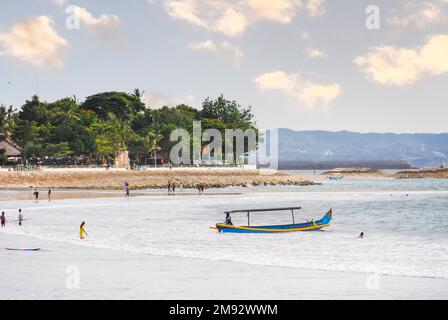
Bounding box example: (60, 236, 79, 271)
(0, 91, 257, 165)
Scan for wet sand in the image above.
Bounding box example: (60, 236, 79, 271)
(0, 188, 243, 201)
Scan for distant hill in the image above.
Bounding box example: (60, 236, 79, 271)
(277, 129, 448, 168)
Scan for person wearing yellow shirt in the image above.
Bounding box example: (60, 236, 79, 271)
(80, 221, 88, 240)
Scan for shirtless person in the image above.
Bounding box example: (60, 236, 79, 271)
(1, 211, 7, 227)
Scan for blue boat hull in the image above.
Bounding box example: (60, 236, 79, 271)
(214, 213, 332, 233)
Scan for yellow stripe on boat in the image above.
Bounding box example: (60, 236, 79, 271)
(213, 223, 330, 233)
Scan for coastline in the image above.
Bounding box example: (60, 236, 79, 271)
(2, 233, 447, 300)
(0, 168, 319, 190)
(0, 187, 244, 201)
(394, 167, 448, 179)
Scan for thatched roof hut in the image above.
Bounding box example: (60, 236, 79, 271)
(0, 134, 22, 157)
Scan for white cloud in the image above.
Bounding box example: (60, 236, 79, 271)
(143, 92, 195, 108)
(354, 34, 448, 86)
(0, 16, 68, 69)
(213, 8, 247, 37)
(254, 71, 341, 108)
(189, 40, 243, 65)
(248, 0, 301, 24)
(68, 5, 121, 31)
(189, 40, 217, 51)
(159, 0, 325, 37)
(387, 1, 447, 29)
(306, 47, 325, 59)
(164, 0, 207, 28)
(51, 0, 66, 5)
(220, 41, 243, 65)
(305, 0, 326, 17)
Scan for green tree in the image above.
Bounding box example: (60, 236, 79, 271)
(126, 132, 148, 165)
(0, 148, 7, 165)
(0, 105, 15, 134)
(81, 91, 145, 121)
(148, 132, 163, 167)
(18, 95, 48, 124)
(91, 120, 124, 164)
(201, 95, 256, 130)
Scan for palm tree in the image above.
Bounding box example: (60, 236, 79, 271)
(148, 132, 163, 167)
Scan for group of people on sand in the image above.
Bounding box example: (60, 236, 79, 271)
(1, 209, 24, 228)
(31, 187, 52, 201)
(167, 180, 183, 195)
(196, 184, 205, 194)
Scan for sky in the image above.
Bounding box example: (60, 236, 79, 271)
(0, 0, 447, 133)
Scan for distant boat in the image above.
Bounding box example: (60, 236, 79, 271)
(328, 175, 343, 180)
(211, 207, 332, 233)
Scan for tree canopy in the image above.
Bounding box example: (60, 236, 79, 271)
(5, 91, 257, 165)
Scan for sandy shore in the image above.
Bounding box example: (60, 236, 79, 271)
(0, 168, 318, 190)
(1, 233, 447, 300)
(0, 188, 243, 201)
(322, 168, 392, 178)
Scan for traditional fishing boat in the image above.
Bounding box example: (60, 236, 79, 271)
(211, 207, 332, 233)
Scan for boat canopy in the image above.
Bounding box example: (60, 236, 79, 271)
(225, 207, 302, 214)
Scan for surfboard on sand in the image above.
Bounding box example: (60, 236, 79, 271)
(5, 248, 41, 251)
(8, 218, 32, 223)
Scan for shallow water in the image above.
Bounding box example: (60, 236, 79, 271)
(1, 178, 448, 279)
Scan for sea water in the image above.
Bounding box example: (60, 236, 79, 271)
(1, 178, 448, 279)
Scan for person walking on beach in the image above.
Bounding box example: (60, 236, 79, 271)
(358, 232, 364, 239)
(33, 188, 39, 201)
(1, 211, 7, 227)
(48, 187, 52, 200)
(18, 209, 23, 226)
(167, 181, 172, 195)
(172, 181, 176, 195)
(124, 181, 130, 196)
(80, 222, 88, 240)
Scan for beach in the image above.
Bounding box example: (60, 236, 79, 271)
(2, 233, 448, 300)
(1, 178, 448, 300)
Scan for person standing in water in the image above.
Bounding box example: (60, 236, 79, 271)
(18, 209, 23, 226)
(124, 181, 130, 196)
(1, 211, 7, 227)
(80, 222, 88, 240)
(33, 188, 39, 201)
